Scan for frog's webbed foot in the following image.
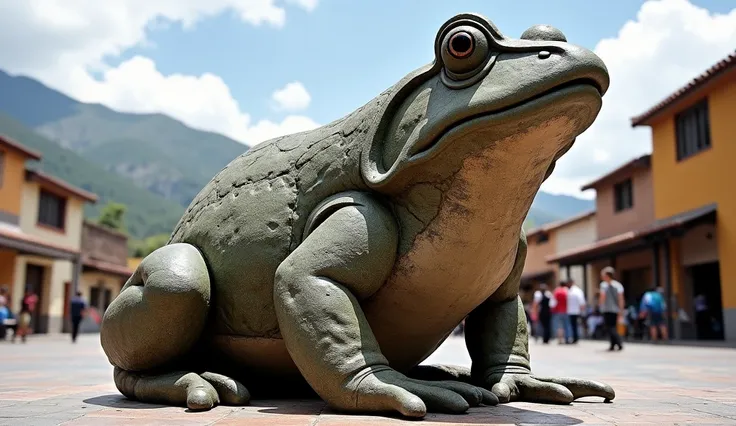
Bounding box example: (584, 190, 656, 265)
(100, 243, 242, 411)
(408, 364, 473, 383)
(114, 368, 250, 410)
(484, 373, 615, 404)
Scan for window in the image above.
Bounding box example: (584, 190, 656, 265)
(37, 189, 67, 230)
(675, 99, 711, 161)
(614, 178, 633, 212)
(536, 232, 549, 244)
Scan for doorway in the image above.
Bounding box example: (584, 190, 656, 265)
(689, 262, 724, 340)
(24, 264, 46, 333)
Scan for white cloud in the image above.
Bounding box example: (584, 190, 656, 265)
(271, 81, 312, 111)
(0, 0, 320, 146)
(72, 56, 319, 145)
(287, 0, 318, 12)
(542, 0, 736, 197)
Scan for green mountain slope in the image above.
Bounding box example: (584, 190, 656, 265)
(0, 113, 184, 239)
(34, 104, 246, 205)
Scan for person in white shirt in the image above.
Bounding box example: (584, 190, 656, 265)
(566, 279, 586, 343)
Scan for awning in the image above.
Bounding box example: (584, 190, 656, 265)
(0, 226, 80, 261)
(521, 269, 555, 283)
(547, 203, 717, 266)
(82, 257, 134, 278)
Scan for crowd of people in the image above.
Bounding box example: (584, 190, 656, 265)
(525, 266, 671, 351)
(0, 286, 89, 343)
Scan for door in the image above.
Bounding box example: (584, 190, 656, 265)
(689, 262, 724, 340)
(24, 264, 45, 333)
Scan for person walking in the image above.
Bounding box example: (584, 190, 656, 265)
(599, 267, 624, 351)
(70, 291, 88, 343)
(566, 278, 586, 343)
(552, 281, 569, 344)
(532, 283, 555, 344)
(640, 285, 668, 342)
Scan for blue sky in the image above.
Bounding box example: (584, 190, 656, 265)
(1, 0, 735, 196)
(116, 0, 732, 125)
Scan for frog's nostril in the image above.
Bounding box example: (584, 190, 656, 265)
(520, 25, 567, 42)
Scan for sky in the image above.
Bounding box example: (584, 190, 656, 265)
(0, 0, 735, 198)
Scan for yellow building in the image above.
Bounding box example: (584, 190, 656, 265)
(631, 50, 736, 341)
(0, 135, 97, 334)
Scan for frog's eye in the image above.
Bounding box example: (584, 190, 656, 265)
(449, 31, 474, 58)
(441, 25, 490, 82)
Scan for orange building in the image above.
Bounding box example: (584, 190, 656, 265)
(0, 135, 98, 334)
(547, 51, 735, 342)
(631, 51, 736, 341)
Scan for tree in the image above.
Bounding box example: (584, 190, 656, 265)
(97, 202, 127, 233)
(130, 233, 170, 258)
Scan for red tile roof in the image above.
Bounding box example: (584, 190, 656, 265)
(580, 154, 650, 191)
(526, 209, 596, 238)
(0, 135, 42, 160)
(26, 169, 98, 203)
(82, 257, 133, 278)
(631, 50, 736, 127)
(0, 226, 79, 256)
(546, 203, 717, 264)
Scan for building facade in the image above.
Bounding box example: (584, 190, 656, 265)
(78, 221, 133, 331)
(631, 51, 736, 341)
(0, 135, 97, 334)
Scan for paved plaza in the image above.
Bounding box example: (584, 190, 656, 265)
(0, 334, 735, 425)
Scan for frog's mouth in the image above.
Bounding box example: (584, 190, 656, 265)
(405, 78, 604, 164)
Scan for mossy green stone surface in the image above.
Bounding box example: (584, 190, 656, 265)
(100, 13, 615, 418)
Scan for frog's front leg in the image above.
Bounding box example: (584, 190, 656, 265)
(274, 192, 493, 418)
(465, 231, 615, 404)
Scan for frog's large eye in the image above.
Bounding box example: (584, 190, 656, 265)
(441, 25, 490, 81)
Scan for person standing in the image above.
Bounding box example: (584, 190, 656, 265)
(694, 293, 710, 339)
(599, 267, 624, 351)
(16, 288, 38, 343)
(566, 278, 586, 344)
(532, 283, 555, 344)
(70, 291, 88, 343)
(552, 281, 569, 344)
(639, 286, 668, 342)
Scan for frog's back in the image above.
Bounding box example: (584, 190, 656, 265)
(168, 112, 371, 338)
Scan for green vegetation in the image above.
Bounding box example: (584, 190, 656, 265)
(0, 113, 184, 239)
(96, 202, 127, 233)
(129, 233, 170, 258)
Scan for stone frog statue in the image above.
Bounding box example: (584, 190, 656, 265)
(100, 13, 614, 418)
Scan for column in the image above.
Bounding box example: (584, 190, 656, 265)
(652, 241, 660, 291)
(662, 240, 673, 339)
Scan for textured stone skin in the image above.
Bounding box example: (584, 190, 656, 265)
(100, 13, 615, 418)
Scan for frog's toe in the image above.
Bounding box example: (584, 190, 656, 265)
(186, 384, 218, 411)
(200, 372, 250, 406)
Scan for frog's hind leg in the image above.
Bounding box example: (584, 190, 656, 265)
(100, 243, 249, 410)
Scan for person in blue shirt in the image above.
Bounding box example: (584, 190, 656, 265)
(70, 291, 88, 343)
(639, 285, 668, 342)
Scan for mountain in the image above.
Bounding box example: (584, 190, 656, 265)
(0, 112, 184, 239)
(0, 69, 594, 235)
(0, 69, 246, 207)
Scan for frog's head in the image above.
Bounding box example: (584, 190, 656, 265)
(361, 14, 609, 195)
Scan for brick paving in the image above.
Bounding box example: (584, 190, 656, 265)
(1, 334, 735, 425)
